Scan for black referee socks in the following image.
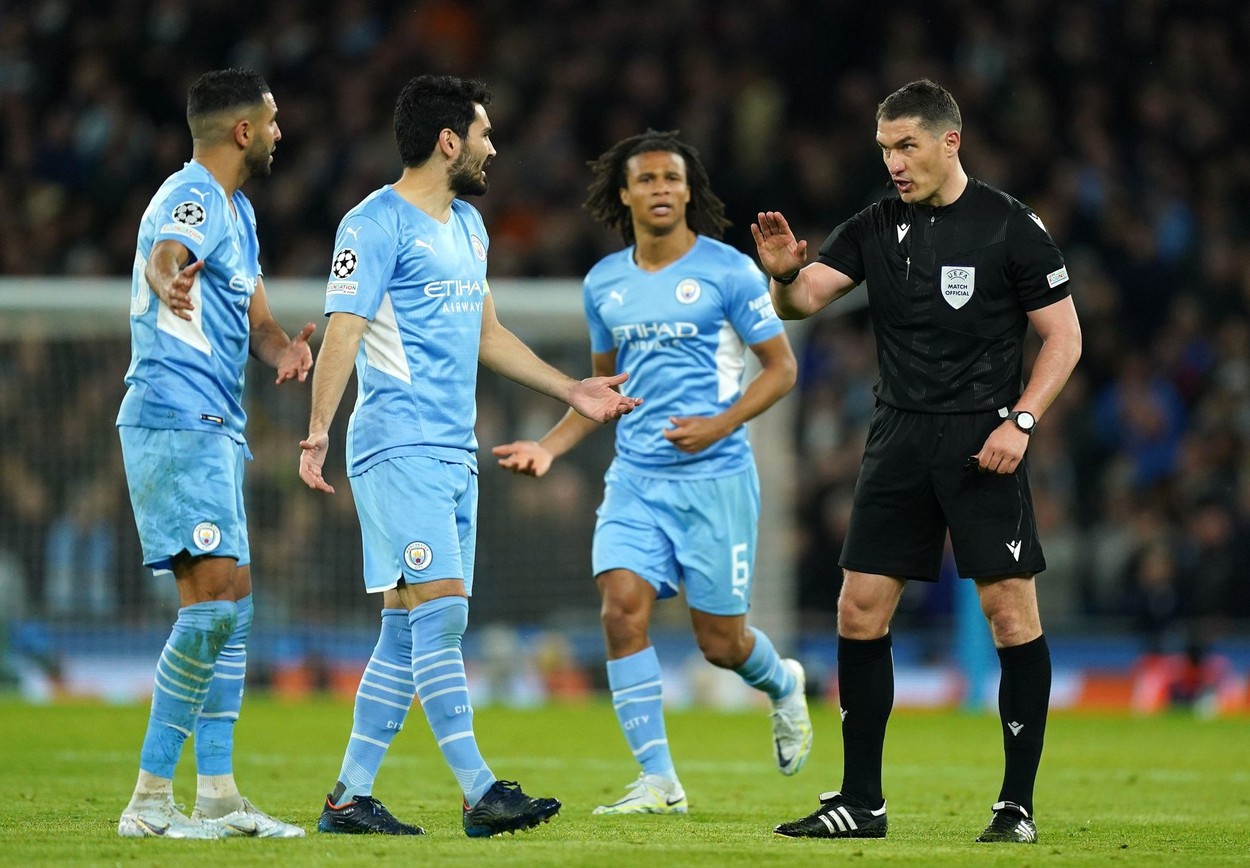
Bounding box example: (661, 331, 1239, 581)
(995, 634, 1051, 816)
(837, 633, 894, 809)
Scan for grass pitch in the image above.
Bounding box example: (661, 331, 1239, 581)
(1, 696, 1247, 866)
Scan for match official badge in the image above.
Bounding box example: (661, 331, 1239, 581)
(192, 521, 222, 552)
(675, 278, 701, 304)
(404, 541, 433, 572)
(940, 266, 975, 309)
(470, 234, 487, 261)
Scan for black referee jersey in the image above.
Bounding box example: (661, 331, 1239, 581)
(817, 178, 1071, 414)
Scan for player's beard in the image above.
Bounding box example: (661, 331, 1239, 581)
(244, 141, 274, 180)
(449, 150, 488, 196)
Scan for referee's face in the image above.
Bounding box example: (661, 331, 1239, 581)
(876, 117, 956, 207)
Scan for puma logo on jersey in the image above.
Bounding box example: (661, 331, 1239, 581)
(897, 223, 910, 243)
(1006, 540, 1022, 561)
(609, 289, 627, 305)
(344, 226, 361, 241)
(188, 187, 209, 201)
(414, 238, 436, 253)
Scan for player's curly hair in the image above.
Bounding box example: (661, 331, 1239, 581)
(583, 129, 730, 246)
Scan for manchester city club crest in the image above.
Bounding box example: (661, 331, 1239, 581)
(940, 265, 975, 309)
(192, 521, 222, 552)
(404, 541, 433, 571)
(675, 278, 701, 304)
(470, 234, 487, 261)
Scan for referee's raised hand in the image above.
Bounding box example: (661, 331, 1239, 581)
(751, 210, 807, 280)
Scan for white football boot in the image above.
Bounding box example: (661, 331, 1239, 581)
(770, 658, 814, 775)
(118, 798, 219, 839)
(592, 773, 688, 815)
(193, 797, 305, 837)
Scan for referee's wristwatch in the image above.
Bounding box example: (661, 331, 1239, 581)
(1004, 409, 1036, 435)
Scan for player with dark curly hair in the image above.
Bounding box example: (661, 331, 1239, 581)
(496, 129, 808, 815)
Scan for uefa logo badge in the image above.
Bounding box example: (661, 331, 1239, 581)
(192, 521, 222, 552)
(332, 248, 358, 278)
(470, 234, 487, 262)
(404, 541, 433, 572)
(172, 201, 206, 226)
(675, 278, 701, 304)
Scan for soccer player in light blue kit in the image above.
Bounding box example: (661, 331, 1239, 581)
(298, 74, 640, 838)
(493, 130, 813, 814)
(116, 68, 311, 839)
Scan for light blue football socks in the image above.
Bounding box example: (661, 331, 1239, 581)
(607, 646, 677, 780)
(409, 596, 495, 807)
(735, 627, 797, 701)
(140, 600, 238, 778)
(194, 594, 252, 776)
(333, 609, 416, 805)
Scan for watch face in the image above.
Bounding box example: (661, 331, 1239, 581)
(1016, 411, 1036, 430)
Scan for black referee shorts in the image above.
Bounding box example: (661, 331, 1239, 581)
(838, 403, 1046, 582)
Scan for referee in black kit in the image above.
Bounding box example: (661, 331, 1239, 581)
(752, 79, 1082, 844)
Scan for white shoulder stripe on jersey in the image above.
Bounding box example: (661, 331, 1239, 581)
(362, 292, 412, 383)
(156, 271, 212, 354)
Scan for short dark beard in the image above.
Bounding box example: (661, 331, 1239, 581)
(449, 150, 487, 196)
(243, 145, 272, 180)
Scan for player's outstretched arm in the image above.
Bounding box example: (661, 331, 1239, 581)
(566, 372, 637, 422)
(479, 295, 640, 421)
(492, 350, 619, 475)
(491, 439, 555, 477)
(247, 276, 315, 383)
(299, 311, 367, 494)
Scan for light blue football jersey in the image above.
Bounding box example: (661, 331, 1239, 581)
(584, 235, 785, 478)
(324, 189, 490, 476)
(117, 161, 261, 442)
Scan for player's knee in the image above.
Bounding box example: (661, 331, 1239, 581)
(600, 598, 645, 636)
(412, 595, 468, 644)
(695, 632, 746, 669)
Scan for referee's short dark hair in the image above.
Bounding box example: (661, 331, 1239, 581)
(877, 79, 962, 136)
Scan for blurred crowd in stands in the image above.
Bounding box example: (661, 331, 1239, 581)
(2, 0, 1249, 665)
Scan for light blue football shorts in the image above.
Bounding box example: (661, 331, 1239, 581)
(350, 454, 478, 594)
(592, 464, 760, 616)
(118, 426, 251, 572)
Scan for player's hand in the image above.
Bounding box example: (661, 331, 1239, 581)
(751, 211, 808, 281)
(299, 431, 335, 493)
(570, 371, 642, 423)
(970, 422, 1029, 475)
(161, 259, 205, 321)
(491, 440, 554, 477)
(663, 415, 731, 454)
(276, 322, 316, 384)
